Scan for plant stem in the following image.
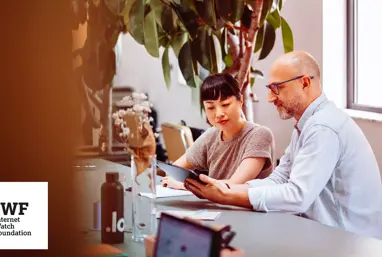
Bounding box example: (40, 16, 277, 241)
(159, 0, 171, 7)
(227, 31, 240, 61)
(225, 24, 248, 33)
(236, 0, 263, 88)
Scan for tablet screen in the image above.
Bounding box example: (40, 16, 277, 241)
(155, 214, 213, 257)
(156, 161, 200, 183)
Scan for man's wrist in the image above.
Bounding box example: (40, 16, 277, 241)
(223, 188, 253, 209)
(222, 188, 236, 205)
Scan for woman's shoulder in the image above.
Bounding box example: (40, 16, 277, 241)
(195, 126, 220, 141)
(245, 122, 274, 142)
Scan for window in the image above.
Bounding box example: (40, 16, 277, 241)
(347, 0, 382, 113)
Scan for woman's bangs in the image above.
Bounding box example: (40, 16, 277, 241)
(201, 81, 234, 102)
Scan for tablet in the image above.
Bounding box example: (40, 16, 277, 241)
(156, 161, 205, 183)
(154, 213, 221, 257)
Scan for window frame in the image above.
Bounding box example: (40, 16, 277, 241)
(346, 0, 382, 113)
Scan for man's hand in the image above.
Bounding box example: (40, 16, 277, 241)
(185, 174, 253, 209)
(184, 174, 230, 204)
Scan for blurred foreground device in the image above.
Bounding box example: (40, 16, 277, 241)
(144, 212, 244, 257)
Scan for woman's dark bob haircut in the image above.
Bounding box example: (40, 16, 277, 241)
(200, 73, 241, 108)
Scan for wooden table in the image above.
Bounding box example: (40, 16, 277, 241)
(76, 158, 382, 257)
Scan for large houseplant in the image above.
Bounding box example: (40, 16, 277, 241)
(71, 0, 293, 151)
(127, 0, 293, 121)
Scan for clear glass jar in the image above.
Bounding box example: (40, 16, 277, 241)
(131, 154, 157, 243)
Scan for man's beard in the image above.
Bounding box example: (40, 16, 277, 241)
(276, 99, 301, 120)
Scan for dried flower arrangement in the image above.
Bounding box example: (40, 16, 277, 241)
(112, 92, 157, 176)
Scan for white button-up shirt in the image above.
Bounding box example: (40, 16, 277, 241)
(247, 93, 382, 239)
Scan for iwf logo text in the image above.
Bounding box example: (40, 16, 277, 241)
(1, 202, 29, 215)
(0, 182, 47, 249)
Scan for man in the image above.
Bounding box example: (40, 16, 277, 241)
(184, 50, 382, 239)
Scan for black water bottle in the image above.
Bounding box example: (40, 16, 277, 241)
(101, 172, 125, 244)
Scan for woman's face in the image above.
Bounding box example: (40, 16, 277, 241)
(203, 95, 243, 131)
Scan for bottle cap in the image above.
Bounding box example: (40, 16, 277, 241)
(106, 172, 119, 182)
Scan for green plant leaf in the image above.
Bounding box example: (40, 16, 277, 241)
(129, 0, 145, 45)
(221, 27, 228, 56)
(191, 27, 222, 73)
(181, 0, 197, 13)
(250, 77, 255, 87)
(281, 16, 293, 53)
(161, 5, 176, 33)
(104, 0, 126, 15)
(260, 0, 273, 27)
(254, 24, 264, 53)
(251, 68, 264, 78)
(162, 47, 171, 90)
(258, 22, 275, 60)
(170, 2, 199, 39)
(150, 0, 163, 24)
(216, 0, 245, 23)
(266, 8, 281, 29)
(179, 41, 200, 88)
(193, 58, 200, 76)
(194, 0, 217, 28)
(171, 31, 188, 56)
(144, 10, 159, 58)
(123, 0, 135, 33)
(157, 24, 170, 47)
(278, 0, 283, 10)
(192, 27, 210, 70)
(211, 34, 223, 73)
(224, 54, 233, 67)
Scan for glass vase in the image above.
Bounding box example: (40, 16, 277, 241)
(131, 154, 157, 243)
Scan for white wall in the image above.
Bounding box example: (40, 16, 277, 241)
(113, 36, 209, 129)
(355, 119, 382, 171)
(322, 0, 382, 172)
(113, 0, 382, 171)
(251, 0, 323, 159)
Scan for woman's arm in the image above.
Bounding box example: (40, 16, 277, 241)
(172, 154, 193, 169)
(220, 126, 274, 186)
(161, 127, 213, 190)
(161, 154, 192, 190)
(219, 157, 266, 185)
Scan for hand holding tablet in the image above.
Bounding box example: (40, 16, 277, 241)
(156, 161, 207, 184)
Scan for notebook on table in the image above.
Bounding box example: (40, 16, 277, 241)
(140, 185, 193, 199)
(156, 210, 221, 221)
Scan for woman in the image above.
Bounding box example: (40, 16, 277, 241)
(162, 73, 275, 189)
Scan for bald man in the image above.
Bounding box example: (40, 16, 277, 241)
(184, 51, 382, 239)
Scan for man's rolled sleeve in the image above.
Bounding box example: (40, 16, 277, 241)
(248, 186, 269, 211)
(246, 126, 340, 213)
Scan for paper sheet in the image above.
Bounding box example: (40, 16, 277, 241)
(156, 210, 221, 220)
(139, 185, 193, 199)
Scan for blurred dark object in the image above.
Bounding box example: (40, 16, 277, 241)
(180, 120, 205, 141)
(151, 108, 168, 162)
(194, 169, 209, 176)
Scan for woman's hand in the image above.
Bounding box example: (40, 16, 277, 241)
(161, 176, 186, 190)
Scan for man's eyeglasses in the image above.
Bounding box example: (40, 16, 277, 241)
(265, 75, 314, 95)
